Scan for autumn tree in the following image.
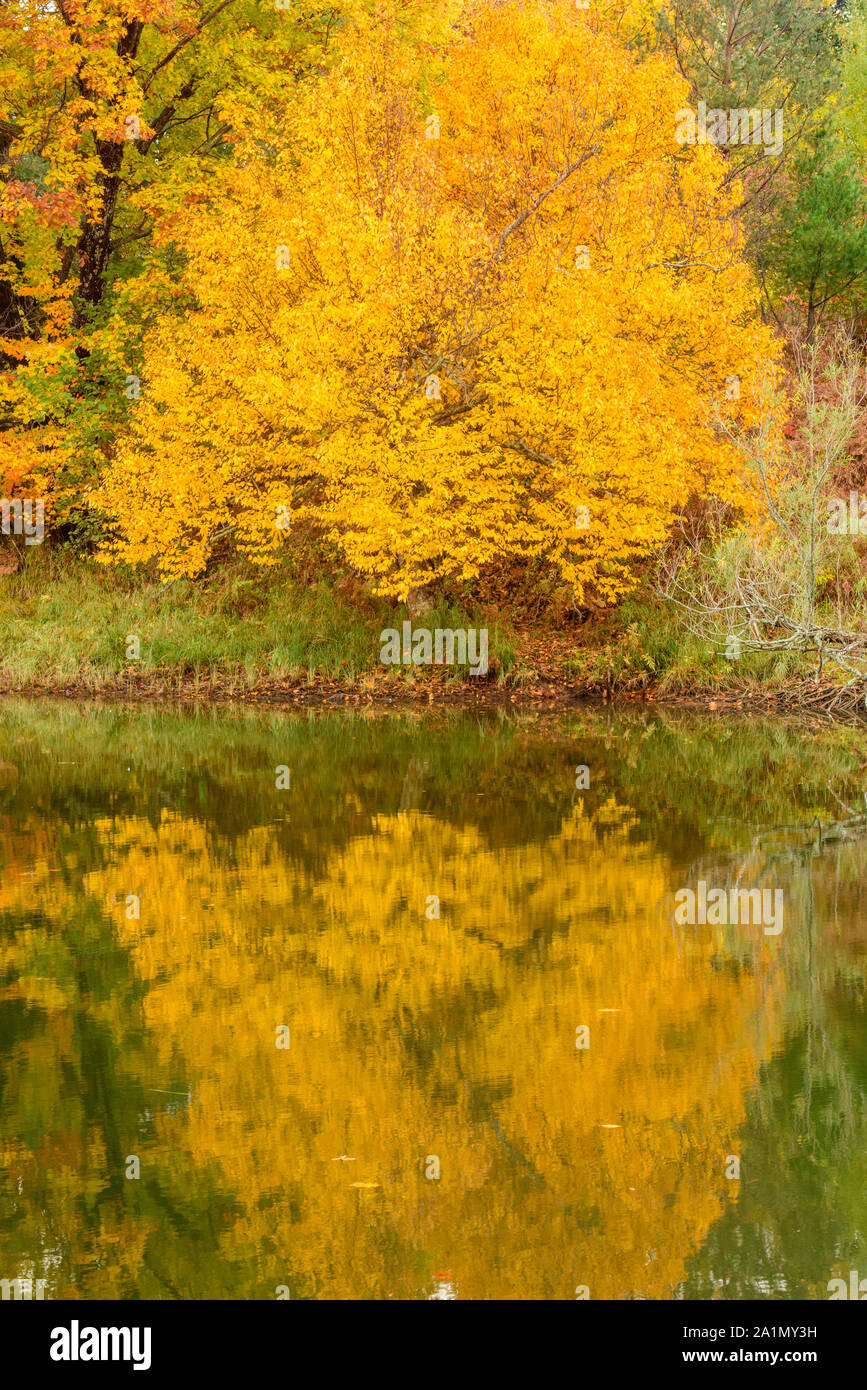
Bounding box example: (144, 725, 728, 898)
(92, 0, 781, 605)
(0, 0, 352, 529)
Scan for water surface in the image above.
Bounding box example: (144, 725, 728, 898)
(1, 701, 865, 1300)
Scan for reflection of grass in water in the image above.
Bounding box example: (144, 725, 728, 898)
(0, 700, 863, 855)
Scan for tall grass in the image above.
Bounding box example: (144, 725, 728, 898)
(0, 549, 517, 689)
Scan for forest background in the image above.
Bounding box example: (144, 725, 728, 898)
(3, 0, 867, 704)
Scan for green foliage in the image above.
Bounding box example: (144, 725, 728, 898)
(654, 0, 840, 148)
(757, 127, 867, 336)
(840, 0, 867, 159)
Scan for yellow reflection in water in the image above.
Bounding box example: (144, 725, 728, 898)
(42, 795, 786, 1299)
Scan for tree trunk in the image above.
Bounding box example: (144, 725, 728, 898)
(66, 16, 145, 328)
(406, 586, 436, 620)
(72, 140, 127, 326)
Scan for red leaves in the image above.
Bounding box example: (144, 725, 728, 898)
(3, 181, 79, 230)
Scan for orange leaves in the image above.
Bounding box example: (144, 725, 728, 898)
(2, 0, 362, 537)
(1, 181, 79, 232)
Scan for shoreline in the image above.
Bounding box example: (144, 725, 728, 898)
(3, 557, 866, 721)
(2, 670, 864, 719)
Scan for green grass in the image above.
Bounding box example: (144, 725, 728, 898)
(0, 549, 518, 691)
(565, 594, 817, 693)
(0, 548, 833, 698)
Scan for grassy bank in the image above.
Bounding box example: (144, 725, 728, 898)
(0, 547, 828, 706)
(0, 548, 516, 695)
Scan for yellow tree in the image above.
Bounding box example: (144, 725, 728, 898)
(93, 0, 781, 603)
(0, 0, 357, 523)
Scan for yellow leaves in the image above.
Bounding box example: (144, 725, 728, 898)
(93, 0, 781, 600)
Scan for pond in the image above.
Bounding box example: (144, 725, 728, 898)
(0, 699, 865, 1300)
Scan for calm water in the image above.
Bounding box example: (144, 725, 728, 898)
(1, 700, 866, 1301)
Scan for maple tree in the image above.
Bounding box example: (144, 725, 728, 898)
(90, 0, 781, 604)
(0, 0, 351, 529)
